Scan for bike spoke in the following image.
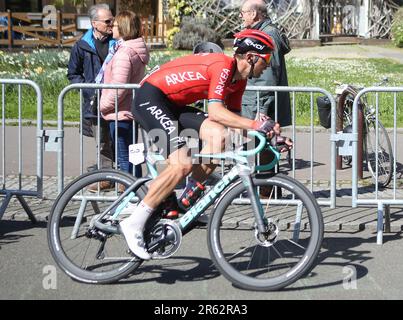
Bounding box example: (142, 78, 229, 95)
(209, 175, 322, 290)
(286, 238, 307, 250)
(226, 239, 255, 262)
(48, 171, 145, 283)
(80, 238, 93, 269)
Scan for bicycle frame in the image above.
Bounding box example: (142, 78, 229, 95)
(93, 131, 281, 236)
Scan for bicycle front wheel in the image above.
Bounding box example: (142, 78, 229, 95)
(364, 120, 393, 187)
(207, 174, 323, 291)
(47, 169, 147, 284)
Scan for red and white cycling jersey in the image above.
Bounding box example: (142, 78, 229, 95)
(142, 53, 246, 112)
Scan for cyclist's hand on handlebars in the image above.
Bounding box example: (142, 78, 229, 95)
(270, 135, 293, 153)
(252, 119, 281, 138)
(257, 113, 270, 122)
(255, 115, 282, 136)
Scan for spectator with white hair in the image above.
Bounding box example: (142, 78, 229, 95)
(240, 0, 291, 126)
(67, 3, 116, 191)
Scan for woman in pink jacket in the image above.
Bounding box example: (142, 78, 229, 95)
(100, 10, 149, 178)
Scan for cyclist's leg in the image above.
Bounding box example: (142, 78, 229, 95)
(192, 119, 227, 182)
(132, 83, 195, 208)
(123, 83, 193, 259)
(144, 147, 193, 207)
(178, 110, 227, 183)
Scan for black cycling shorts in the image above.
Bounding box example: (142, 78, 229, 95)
(132, 82, 208, 157)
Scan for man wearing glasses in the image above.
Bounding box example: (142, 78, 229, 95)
(239, 0, 292, 197)
(239, 0, 291, 127)
(68, 4, 115, 189)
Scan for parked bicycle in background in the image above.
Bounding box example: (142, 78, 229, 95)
(317, 78, 393, 187)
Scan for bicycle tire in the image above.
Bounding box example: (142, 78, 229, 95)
(364, 120, 393, 187)
(47, 169, 148, 284)
(207, 173, 323, 291)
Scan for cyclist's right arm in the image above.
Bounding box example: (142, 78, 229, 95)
(208, 101, 280, 137)
(206, 62, 279, 135)
(208, 101, 254, 129)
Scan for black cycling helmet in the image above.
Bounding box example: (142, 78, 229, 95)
(233, 29, 275, 54)
(193, 41, 224, 54)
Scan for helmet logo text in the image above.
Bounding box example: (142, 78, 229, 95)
(244, 39, 265, 51)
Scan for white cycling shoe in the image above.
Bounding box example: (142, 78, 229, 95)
(120, 218, 151, 260)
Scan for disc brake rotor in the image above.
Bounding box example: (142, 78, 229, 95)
(254, 219, 279, 247)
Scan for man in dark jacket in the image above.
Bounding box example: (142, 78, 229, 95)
(67, 3, 115, 179)
(240, 0, 291, 126)
(239, 0, 291, 197)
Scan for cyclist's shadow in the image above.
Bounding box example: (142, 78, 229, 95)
(279, 231, 403, 292)
(121, 256, 221, 285)
(117, 232, 403, 290)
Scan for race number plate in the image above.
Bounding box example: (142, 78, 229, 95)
(129, 143, 145, 165)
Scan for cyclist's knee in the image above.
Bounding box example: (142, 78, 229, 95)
(168, 163, 193, 177)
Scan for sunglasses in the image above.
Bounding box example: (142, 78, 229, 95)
(252, 53, 272, 65)
(96, 19, 114, 25)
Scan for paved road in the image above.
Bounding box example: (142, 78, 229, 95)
(1, 219, 403, 300)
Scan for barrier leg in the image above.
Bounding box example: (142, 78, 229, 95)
(17, 195, 37, 224)
(377, 202, 384, 245)
(384, 205, 391, 233)
(90, 200, 101, 215)
(0, 193, 13, 220)
(71, 198, 88, 240)
(292, 202, 303, 242)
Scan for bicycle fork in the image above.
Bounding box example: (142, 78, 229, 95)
(238, 165, 267, 233)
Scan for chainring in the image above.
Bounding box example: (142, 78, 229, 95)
(147, 219, 182, 260)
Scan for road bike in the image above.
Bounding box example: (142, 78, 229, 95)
(47, 130, 324, 291)
(335, 78, 393, 187)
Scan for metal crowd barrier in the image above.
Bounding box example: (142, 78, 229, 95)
(57, 83, 140, 194)
(56, 84, 338, 208)
(352, 87, 403, 244)
(0, 79, 43, 222)
(229, 86, 337, 208)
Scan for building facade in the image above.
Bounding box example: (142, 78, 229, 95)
(0, 0, 163, 20)
(1, 0, 401, 40)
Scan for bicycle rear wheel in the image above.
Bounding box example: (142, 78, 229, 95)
(47, 169, 147, 284)
(207, 174, 323, 291)
(364, 120, 393, 187)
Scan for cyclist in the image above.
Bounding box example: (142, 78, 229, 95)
(120, 29, 292, 259)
